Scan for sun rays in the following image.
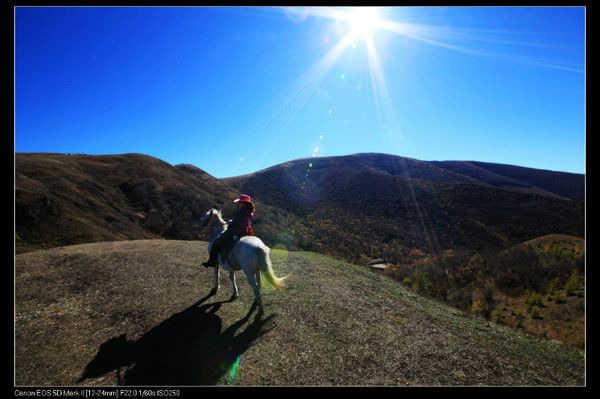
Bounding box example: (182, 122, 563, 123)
(238, 6, 580, 255)
(245, 7, 388, 166)
(344, 7, 383, 42)
(263, 6, 442, 253)
(256, 5, 582, 168)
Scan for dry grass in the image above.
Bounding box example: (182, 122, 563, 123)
(15, 240, 584, 386)
(494, 293, 584, 348)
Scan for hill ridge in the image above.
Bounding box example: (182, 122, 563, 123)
(16, 152, 584, 265)
(224, 152, 584, 201)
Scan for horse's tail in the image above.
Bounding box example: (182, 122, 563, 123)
(258, 246, 288, 289)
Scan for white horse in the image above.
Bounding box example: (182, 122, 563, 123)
(199, 207, 287, 314)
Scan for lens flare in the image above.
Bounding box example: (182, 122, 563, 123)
(226, 355, 241, 384)
(345, 7, 382, 41)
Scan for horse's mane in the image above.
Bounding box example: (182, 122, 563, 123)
(213, 209, 227, 226)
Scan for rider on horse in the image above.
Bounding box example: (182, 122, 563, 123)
(202, 194, 255, 268)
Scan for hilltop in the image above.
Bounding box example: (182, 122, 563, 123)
(17, 152, 584, 264)
(224, 152, 584, 263)
(15, 240, 584, 386)
(521, 234, 585, 255)
(15, 153, 302, 254)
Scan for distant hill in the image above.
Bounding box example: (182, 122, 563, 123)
(16, 152, 584, 266)
(15, 153, 302, 254)
(15, 240, 584, 385)
(520, 234, 585, 256)
(430, 160, 584, 201)
(224, 153, 584, 263)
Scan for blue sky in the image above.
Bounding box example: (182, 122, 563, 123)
(16, 6, 585, 177)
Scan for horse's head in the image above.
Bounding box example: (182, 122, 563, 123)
(200, 206, 224, 227)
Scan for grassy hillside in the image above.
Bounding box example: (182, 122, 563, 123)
(15, 153, 306, 254)
(384, 234, 585, 348)
(15, 240, 584, 386)
(492, 235, 585, 347)
(522, 234, 585, 256)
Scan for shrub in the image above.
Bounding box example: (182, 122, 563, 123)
(565, 272, 581, 296)
(471, 296, 491, 319)
(470, 297, 483, 315)
(524, 292, 544, 308)
(447, 288, 471, 310)
(554, 292, 566, 304)
(530, 307, 542, 319)
(545, 277, 562, 296)
(413, 271, 434, 297)
(493, 307, 503, 322)
(516, 316, 524, 329)
(483, 286, 495, 309)
(513, 309, 526, 328)
(491, 246, 539, 293)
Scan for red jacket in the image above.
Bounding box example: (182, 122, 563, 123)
(229, 207, 254, 235)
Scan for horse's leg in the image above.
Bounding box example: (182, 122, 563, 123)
(229, 271, 239, 299)
(255, 270, 264, 316)
(244, 268, 263, 314)
(255, 269, 262, 292)
(210, 261, 220, 295)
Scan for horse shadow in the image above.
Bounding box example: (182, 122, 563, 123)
(78, 293, 276, 385)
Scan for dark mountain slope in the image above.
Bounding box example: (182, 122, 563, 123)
(224, 153, 583, 262)
(15, 153, 240, 253)
(431, 160, 584, 201)
(16, 152, 584, 266)
(15, 153, 307, 254)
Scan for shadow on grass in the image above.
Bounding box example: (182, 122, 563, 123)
(78, 292, 275, 385)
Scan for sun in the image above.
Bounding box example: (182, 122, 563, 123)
(344, 7, 383, 41)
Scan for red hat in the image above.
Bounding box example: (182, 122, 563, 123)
(233, 194, 252, 204)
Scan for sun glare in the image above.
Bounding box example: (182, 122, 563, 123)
(345, 7, 382, 41)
